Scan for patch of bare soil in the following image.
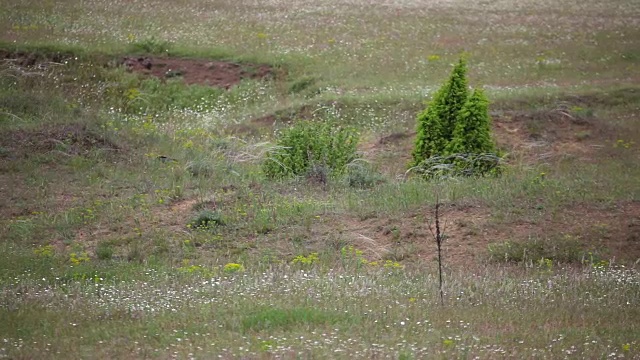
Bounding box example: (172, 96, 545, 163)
(0, 123, 120, 159)
(313, 201, 640, 267)
(540, 201, 640, 262)
(228, 104, 319, 136)
(336, 204, 494, 266)
(72, 197, 205, 250)
(122, 56, 274, 89)
(492, 107, 608, 163)
(1, 50, 276, 89)
(378, 132, 412, 145)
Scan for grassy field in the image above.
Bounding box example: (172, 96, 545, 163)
(1, 0, 640, 358)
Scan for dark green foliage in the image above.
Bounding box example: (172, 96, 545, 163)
(444, 88, 499, 174)
(438, 58, 471, 141)
(446, 89, 495, 155)
(263, 120, 359, 178)
(412, 58, 469, 166)
(411, 58, 500, 176)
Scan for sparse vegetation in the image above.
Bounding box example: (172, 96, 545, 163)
(345, 161, 385, 189)
(487, 235, 594, 264)
(1, 0, 640, 358)
(188, 209, 225, 230)
(95, 241, 114, 260)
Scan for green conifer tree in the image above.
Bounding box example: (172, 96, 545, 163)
(412, 58, 469, 166)
(438, 58, 469, 141)
(445, 88, 495, 155)
(411, 100, 442, 167)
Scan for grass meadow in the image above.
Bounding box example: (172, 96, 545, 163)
(1, 0, 640, 358)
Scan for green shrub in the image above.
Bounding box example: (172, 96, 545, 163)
(263, 120, 359, 178)
(411, 58, 500, 177)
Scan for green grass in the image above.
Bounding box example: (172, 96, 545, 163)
(1, 266, 639, 358)
(241, 307, 351, 332)
(1, 0, 640, 358)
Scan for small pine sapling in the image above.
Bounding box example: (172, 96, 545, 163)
(446, 88, 500, 175)
(412, 57, 501, 177)
(438, 58, 470, 141)
(446, 88, 495, 155)
(412, 58, 469, 166)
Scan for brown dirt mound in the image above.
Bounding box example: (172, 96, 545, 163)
(122, 56, 274, 89)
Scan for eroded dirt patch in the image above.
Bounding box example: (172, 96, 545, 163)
(122, 56, 274, 89)
(313, 201, 640, 267)
(1, 50, 275, 89)
(492, 107, 609, 162)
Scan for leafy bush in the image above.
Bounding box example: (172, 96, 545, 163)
(445, 88, 496, 156)
(411, 58, 500, 176)
(263, 120, 359, 178)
